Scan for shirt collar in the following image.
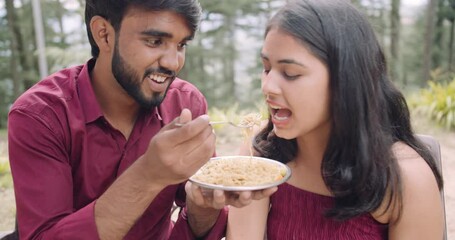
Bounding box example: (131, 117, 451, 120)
(77, 58, 104, 124)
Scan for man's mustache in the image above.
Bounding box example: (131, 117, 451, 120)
(144, 67, 176, 78)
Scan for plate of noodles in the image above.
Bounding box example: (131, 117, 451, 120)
(189, 156, 291, 191)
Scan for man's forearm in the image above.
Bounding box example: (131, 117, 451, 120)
(95, 157, 166, 240)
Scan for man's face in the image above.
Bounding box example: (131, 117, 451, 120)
(112, 8, 192, 109)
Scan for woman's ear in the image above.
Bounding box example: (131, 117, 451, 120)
(90, 16, 115, 54)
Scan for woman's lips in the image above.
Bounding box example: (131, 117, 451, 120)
(272, 108, 292, 121)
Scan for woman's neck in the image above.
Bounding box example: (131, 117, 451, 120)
(294, 125, 331, 168)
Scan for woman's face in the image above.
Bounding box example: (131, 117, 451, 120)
(261, 28, 331, 140)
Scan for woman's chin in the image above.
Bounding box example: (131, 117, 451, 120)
(273, 127, 295, 140)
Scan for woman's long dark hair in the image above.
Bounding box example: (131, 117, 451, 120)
(254, 0, 443, 220)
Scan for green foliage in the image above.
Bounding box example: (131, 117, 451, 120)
(0, 128, 6, 137)
(0, 127, 12, 189)
(182, 0, 284, 109)
(0, 162, 13, 190)
(208, 102, 268, 131)
(1, 0, 453, 127)
(0, 0, 87, 126)
(0, 161, 9, 175)
(209, 103, 244, 131)
(410, 74, 455, 130)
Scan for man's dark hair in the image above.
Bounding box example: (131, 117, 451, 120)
(85, 0, 202, 58)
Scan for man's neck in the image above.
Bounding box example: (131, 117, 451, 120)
(91, 58, 140, 139)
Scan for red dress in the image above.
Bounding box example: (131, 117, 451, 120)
(267, 183, 388, 239)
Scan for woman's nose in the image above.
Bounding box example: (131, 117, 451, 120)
(261, 72, 281, 96)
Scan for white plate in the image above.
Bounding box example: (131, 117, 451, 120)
(189, 156, 291, 191)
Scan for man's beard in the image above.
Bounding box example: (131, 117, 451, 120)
(111, 41, 176, 110)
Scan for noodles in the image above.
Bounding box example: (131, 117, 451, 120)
(192, 157, 287, 187)
(238, 113, 262, 128)
(239, 113, 262, 157)
(191, 113, 288, 188)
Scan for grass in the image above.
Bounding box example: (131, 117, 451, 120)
(0, 129, 6, 138)
(0, 128, 12, 190)
(0, 163, 12, 190)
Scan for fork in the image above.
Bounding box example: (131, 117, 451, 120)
(174, 120, 254, 128)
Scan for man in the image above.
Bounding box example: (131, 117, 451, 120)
(7, 1, 275, 239)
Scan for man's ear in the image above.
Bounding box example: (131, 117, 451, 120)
(90, 16, 115, 53)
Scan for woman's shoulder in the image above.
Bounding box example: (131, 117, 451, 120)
(391, 141, 439, 188)
(373, 141, 442, 226)
(391, 141, 421, 161)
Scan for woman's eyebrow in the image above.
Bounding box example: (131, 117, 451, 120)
(261, 53, 306, 67)
(277, 59, 305, 67)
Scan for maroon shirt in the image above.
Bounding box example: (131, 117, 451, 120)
(267, 183, 388, 239)
(8, 59, 226, 240)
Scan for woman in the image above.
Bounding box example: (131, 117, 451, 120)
(227, 0, 444, 239)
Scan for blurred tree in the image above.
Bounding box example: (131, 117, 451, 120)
(1, 0, 88, 126)
(423, 0, 437, 85)
(433, 0, 455, 74)
(351, 0, 361, 5)
(434, 0, 446, 68)
(181, 0, 283, 108)
(5, 0, 22, 99)
(390, 0, 401, 83)
(443, 0, 454, 72)
(401, 12, 426, 87)
(0, 0, 452, 126)
(422, 0, 455, 84)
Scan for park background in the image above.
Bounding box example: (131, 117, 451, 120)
(0, 0, 454, 238)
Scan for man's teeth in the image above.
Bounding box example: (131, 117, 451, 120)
(149, 74, 167, 83)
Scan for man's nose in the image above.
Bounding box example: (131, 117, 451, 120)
(159, 47, 181, 72)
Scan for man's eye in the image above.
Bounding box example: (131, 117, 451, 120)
(146, 39, 162, 47)
(178, 42, 188, 50)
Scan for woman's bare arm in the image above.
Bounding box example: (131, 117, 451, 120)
(227, 197, 270, 240)
(377, 142, 444, 240)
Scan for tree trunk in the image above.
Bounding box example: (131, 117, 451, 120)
(423, 0, 437, 85)
(16, 1, 37, 90)
(222, 15, 236, 106)
(56, 0, 66, 45)
(433, 0, 445, 68)
(449, 18, 454, 72)
(351, 0, 361, 5)
(448, 0, 455, 72)
(5, 0, 23, 99)
(390, 0, 401, 83)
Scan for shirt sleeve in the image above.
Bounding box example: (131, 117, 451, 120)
(168, 183, 227, 240)
(8, 109, 99, 239)
(169, 206, 228, 240)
